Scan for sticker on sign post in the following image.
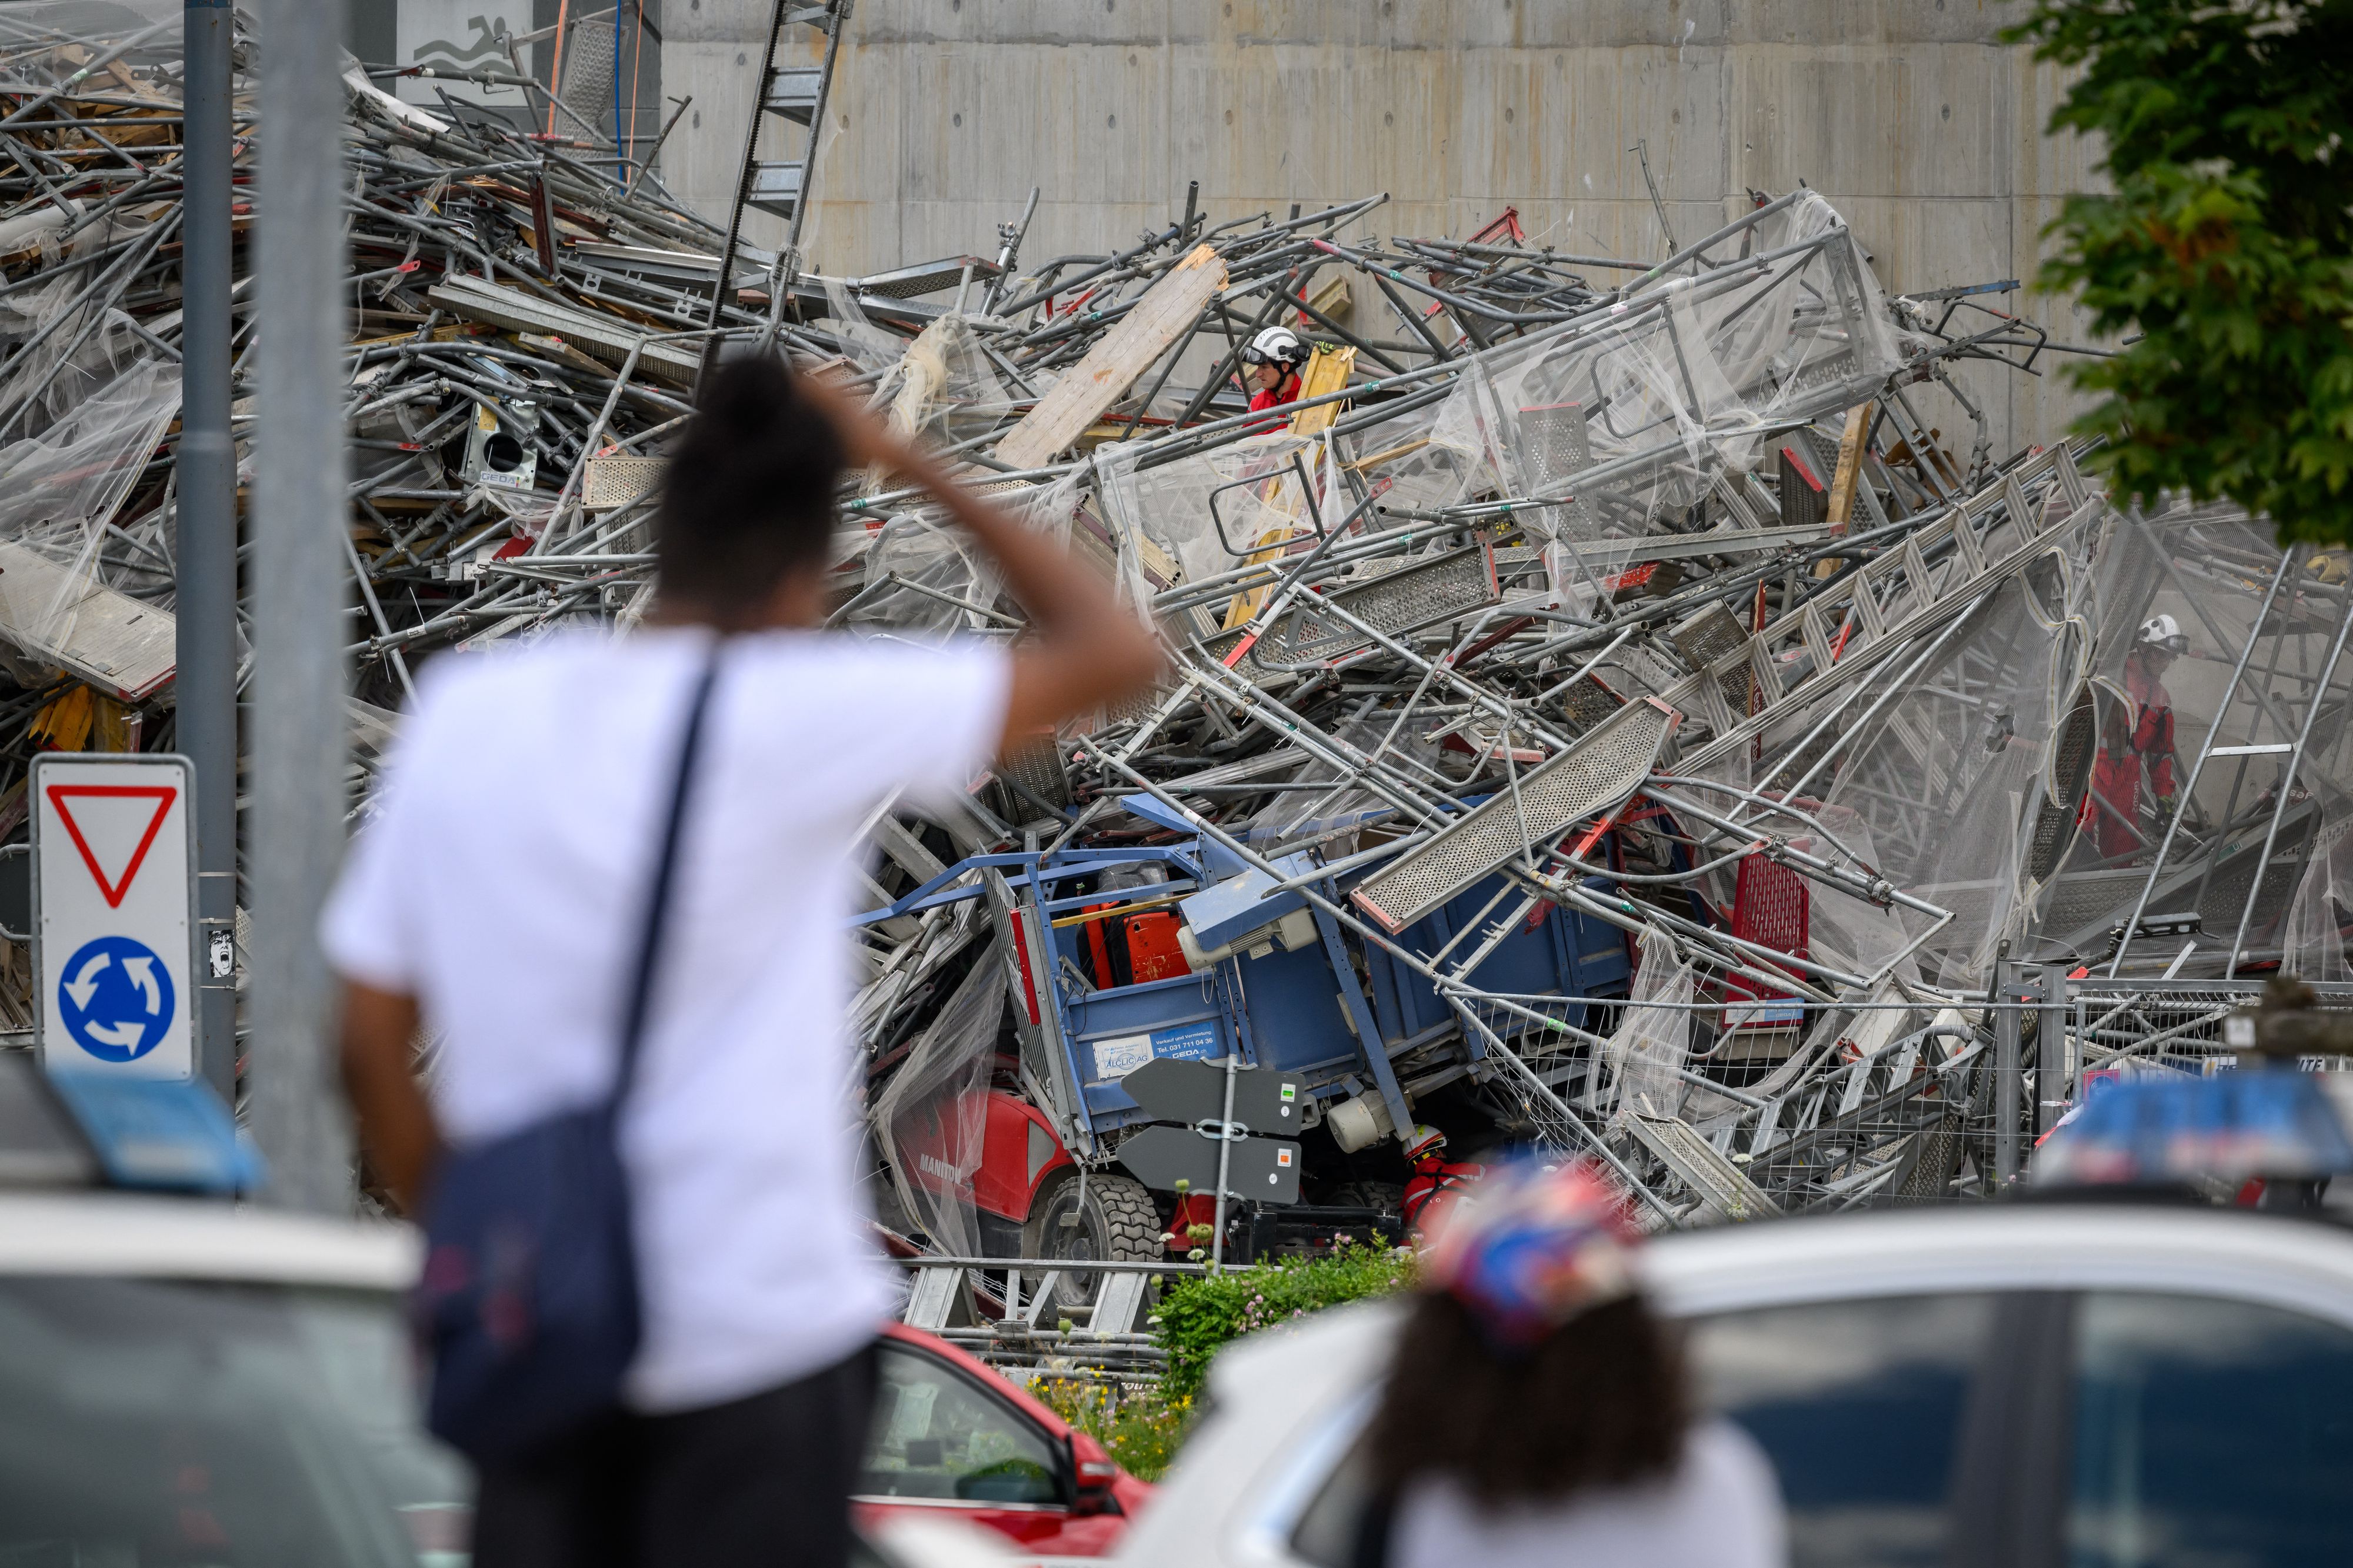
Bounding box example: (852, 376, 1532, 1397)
(33, 755, 198, 1080)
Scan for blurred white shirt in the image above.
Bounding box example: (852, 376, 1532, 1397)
(324, 626, 1009, 1412)
(1394, 1419, 1787, 1568)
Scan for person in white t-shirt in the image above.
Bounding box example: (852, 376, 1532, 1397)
(1360, 1160, 1788, 1568)
(326, 353, 1162, 1568)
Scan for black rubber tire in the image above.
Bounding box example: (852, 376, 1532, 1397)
(1326, 1180, 1405, 1217)
(1022, 1170, 1162, 1318)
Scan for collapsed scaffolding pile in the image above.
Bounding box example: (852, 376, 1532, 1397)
(846, 186, 2125, 1257)
(826, 196, 2353, 1256)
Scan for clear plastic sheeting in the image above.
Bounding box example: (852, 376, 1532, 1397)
(1094, 431, 1324, 598)
(1426, 191, 1903, 537)
(870, 946, 1007, 1260)
(0, 352, 178, 682)
(872, 312, 1014, 446)
(845, 469, 1082, 635)
(2282, 819, 2353, 985)
(1598, 928, 1695, 1126)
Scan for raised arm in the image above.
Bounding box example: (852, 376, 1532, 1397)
(799, 373, 1165, 752)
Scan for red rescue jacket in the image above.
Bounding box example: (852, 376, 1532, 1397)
(1404, 1156, 1485, 1232)
(1248, 371, 1303, 413)
(2082, 657, 2176, 858)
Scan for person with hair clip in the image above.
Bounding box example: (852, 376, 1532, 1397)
(327, 353, 1165, 1568)
(1359, 1160, 1787, 1568)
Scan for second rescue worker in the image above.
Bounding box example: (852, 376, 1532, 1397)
(1241, 325, 1311, 412)
(2085, 614, 2187, 860)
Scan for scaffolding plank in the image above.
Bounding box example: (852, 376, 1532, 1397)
(425, 275, 703, 385)
(994, 243, 1229, 471)
(1352, 697, 1679, 932)
(0, 541, 175, 703)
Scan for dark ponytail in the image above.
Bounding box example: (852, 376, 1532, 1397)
(656, 353, 848, 620)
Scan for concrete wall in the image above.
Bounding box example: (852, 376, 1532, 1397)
(664, 0, 2106, 453)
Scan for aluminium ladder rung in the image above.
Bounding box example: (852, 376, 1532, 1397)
(902, 1264, 972, 1331)
(1090, 1271, 1150, 1337)
(1351, 696, 1679, 933)
(747, 159, 805, 217)
(763, 65, 824, 123)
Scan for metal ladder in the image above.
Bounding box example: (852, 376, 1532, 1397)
(705, 0, 851, 348)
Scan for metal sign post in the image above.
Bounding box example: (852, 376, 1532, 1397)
(29, 754, 199, 1080)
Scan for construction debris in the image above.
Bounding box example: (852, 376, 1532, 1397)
(0, 6, 2344, 1307)
(819, 192, 2353, 1279)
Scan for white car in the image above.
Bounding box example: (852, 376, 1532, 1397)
(0, 1187, 1022, 1568)
(1118, 1203, 2353, 1568)
(0, 1189, 468, 1565)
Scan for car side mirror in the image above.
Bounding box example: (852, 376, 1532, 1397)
(1068, 1430, 1122, 1517)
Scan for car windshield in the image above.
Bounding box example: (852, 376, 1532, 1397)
(0, 1273, 470, 1568)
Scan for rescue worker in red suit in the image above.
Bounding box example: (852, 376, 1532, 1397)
(1402, 1124, 1485, 1235)
(2084, 615, 2187, 860)
(1241, 325, 1309, 413)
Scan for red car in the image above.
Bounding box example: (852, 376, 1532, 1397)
(854, 1322, 1154, 1558)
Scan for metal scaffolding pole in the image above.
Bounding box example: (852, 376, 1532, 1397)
(178, 0, 238, 1108)
(250, 0, 354, 1212)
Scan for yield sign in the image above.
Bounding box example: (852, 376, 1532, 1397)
(45, 785, 176, 910)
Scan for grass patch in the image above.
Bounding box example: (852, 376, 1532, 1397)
(1031, 1376, 1197, 1482)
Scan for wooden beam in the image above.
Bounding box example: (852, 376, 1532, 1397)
(992, 243, 1228, 471)
(1815, 399, 1874, 579)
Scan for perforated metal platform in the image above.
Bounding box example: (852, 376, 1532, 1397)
(1516, 402, 1601, 542)
(1262, 541, 1501, 667)
(1351, 696, 1679, 932)
(1558, 672, 1626, 732)
(582, 455, 668, 513)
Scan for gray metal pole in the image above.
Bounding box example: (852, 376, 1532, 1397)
(1993, 959, 2022, 1185)
(179, 0, 238, 1110)
(250, 0, 354, 1213)
(2034, 963, 2068, 1139)
(1209, 1053, 1237, 1269)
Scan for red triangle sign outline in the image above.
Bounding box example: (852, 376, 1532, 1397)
(46, 785, 176, 910)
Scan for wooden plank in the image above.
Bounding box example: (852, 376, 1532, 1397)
(1827, 400, 1873, 528)
(994, 244, 1228, 471)
(1815, 399, 1874, 579)
(1287, 343, 1357, 437)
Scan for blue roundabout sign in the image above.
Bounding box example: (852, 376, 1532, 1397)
(57, 934, 176, 1065)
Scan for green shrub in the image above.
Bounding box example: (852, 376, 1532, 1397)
(1149, 1243, 1415, 1402)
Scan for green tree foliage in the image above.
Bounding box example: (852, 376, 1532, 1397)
(2007, 1, 2353, 544)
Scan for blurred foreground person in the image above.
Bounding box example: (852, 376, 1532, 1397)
(328, 353, 1163, 1568)
(1363, 1162, 1786, 1568)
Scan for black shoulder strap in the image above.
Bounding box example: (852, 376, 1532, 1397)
(611, 646, 722, 1105)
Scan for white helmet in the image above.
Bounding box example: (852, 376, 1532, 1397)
(1242, 325, 1308, 368)
(2138, 613, 2188, 655)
